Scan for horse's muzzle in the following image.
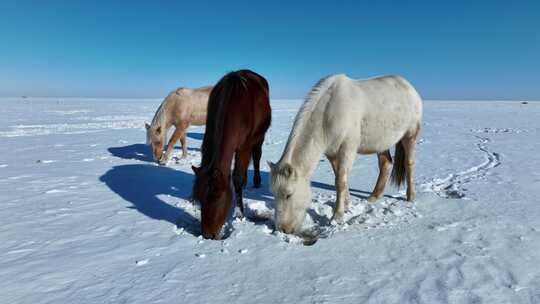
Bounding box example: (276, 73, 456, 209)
(202, 231, 222, 240)
(277, 223, 296, 234)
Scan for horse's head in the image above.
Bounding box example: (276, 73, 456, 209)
(145, 122, 165, 162)
(192, 166, 232, 239)
(269, 161, 311, 234)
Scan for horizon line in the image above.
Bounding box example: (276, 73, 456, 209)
(0, 96, 537, 102)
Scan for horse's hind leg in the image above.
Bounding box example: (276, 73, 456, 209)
(179, 131, 188, 159)
(401, 135, 417, 201)
(368, 150, 393, 203)
(251, 140, 263, 188)
(232, 148, 252, 218)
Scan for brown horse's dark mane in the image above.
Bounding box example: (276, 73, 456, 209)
(200, 70, 267, 170)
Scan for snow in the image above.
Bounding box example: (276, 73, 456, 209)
(1, 97, 540, 303)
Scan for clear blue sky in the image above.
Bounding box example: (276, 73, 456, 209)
(1, 0, 539, 99)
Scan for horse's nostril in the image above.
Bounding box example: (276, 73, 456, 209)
(279, 224, 294, 234)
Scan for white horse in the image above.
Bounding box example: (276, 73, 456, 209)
(269, 74, 422, 234)
(146, 86, 212, 164)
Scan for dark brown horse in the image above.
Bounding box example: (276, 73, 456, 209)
(192, 70, 271, 239)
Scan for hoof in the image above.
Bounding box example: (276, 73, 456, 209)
(158, 156, 169, 165)
(367, 195, 380, 203)
(234, 207, 244, 219)
(330, 212, 344, 224)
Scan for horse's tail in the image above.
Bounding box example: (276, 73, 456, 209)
(391, 141, 407, 188)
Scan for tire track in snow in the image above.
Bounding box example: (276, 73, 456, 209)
(420, 135, 501, 199)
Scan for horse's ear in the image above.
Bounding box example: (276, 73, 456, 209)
(145, 122, 151, 130)
(281, 163, 295, 179)
(267, 161, 277, 172)
(192, 165, 200, 175)
(210, 168, 227, 191)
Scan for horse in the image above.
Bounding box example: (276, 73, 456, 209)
(269, 74, 422, 234)
(192, 70, 271, 240)
(145, 85, 212, 165)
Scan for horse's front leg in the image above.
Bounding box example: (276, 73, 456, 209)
(160, 127, 182, 165)
(331, 148, 354, 223)
(251, 140, 263, 188)
(232, 148, 252, 218)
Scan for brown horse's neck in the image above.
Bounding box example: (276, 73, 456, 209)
(200, 107, 236, 177)
(208, 144, 235, 177)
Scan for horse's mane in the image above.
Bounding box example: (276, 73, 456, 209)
(200, 71, 249, 169)
(150, 92, 175, 129)
(279, 74, 341, 163)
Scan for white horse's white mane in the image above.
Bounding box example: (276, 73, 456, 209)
(278, 74, 344, 164)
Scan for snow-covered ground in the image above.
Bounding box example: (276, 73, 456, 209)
(1, 97, 539, 303)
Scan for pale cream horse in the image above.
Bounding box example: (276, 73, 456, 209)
(269, 74, 422, 234)
(146, 86, 212, 164)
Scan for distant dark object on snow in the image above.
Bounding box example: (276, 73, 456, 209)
(521, 101, 529, 105)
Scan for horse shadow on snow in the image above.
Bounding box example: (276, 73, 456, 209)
(107, 142, 200, 163)
(100, 164, 202, 236)
(108, 144, 154, 162)
(99, 162, 277, 237)
(186, 132, 204, 141)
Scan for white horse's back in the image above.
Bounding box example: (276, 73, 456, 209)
(322, 75, 422, 155)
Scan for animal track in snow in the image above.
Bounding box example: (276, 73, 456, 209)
(47, 110, 91, 115)
(470, 127, 527, 134)
(429, 221, 460, 232)
(0, 120, 145, 137)
(135, 259, 149, 266)
(303, 194, 419, 243)
(37, 160, 56, 164)
(243, 192, 419, 245)
(420, 135, 501, 199)
(170, 151, 201, 166)
(45, 189, 68, 194)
